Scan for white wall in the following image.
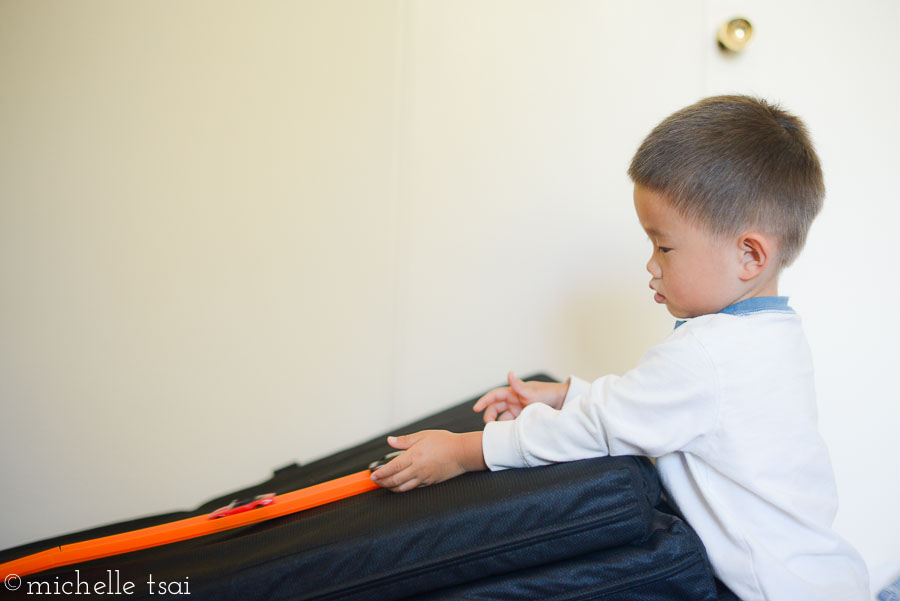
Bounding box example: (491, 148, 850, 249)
(1, 0, 401, 543)
(392, 0, 705, 420)
(1, 0, 897, 588)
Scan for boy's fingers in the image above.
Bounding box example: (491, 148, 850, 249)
(374, 463, 416, 489)
(387, 478, 421, 493)
(473, 387, 507, 412)
(371, 453, 411, 481)
(483, 401, 508, 423)
(472, 390, 491, 411)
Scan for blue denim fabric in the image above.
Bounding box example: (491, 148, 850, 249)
(675, 296, 794, 329)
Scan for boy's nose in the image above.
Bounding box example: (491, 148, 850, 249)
(646, 256, 662, 279)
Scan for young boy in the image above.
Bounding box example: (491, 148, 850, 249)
(370, 96, 869, 600)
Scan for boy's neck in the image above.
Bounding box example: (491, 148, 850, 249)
(733, 272, 779, 305)
(752, 278, 779, 298)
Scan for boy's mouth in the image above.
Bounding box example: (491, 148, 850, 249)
(654, 292, 666, 304)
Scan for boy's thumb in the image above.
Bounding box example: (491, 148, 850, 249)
(387, 434, 417, 449)
(508, 371, 526, 393)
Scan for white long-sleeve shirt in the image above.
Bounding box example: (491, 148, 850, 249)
(482, 297, 869, 601)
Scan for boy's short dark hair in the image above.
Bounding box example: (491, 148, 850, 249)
(628, 95, 824, 268)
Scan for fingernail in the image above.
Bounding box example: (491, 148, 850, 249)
(387, 436, 397, 444)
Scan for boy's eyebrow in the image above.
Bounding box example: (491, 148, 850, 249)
(643, 226, 669, 238)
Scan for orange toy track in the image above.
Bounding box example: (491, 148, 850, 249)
(1, 470, 379, 580)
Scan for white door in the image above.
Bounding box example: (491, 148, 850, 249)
(703, 0, 900, 587)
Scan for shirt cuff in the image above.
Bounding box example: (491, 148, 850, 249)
(562, 375, 591, 408)
(481, 419, 524, 471)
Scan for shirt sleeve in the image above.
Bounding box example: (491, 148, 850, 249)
(482, 329, 719, 470)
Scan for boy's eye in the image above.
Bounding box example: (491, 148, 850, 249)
(646, 237, 671, 254)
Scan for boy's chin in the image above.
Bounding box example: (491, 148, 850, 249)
(656, 294, 705, 319)
(664, 304, 698, 319)
(667, 305, 719, 320)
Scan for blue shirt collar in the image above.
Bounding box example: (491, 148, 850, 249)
(674, 296, 793, 329)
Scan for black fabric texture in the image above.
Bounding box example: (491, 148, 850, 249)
(2, 373, 732, 600)
(404, 512, 720, 601)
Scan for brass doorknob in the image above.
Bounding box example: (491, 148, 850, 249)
(717, 18, 754, 52)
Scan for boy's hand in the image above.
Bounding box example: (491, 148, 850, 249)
(370, 430, 486, 493)
(473, 371, 569, 423)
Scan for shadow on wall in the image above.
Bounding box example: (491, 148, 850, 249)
(552, 281, 670, 382)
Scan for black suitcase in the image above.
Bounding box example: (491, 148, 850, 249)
(1, 374, 728, 600)
(406, 512, 719, 601)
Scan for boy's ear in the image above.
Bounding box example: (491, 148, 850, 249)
(737, 232, 773, 281)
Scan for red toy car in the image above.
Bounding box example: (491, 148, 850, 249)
(208, 493, 276, 519)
